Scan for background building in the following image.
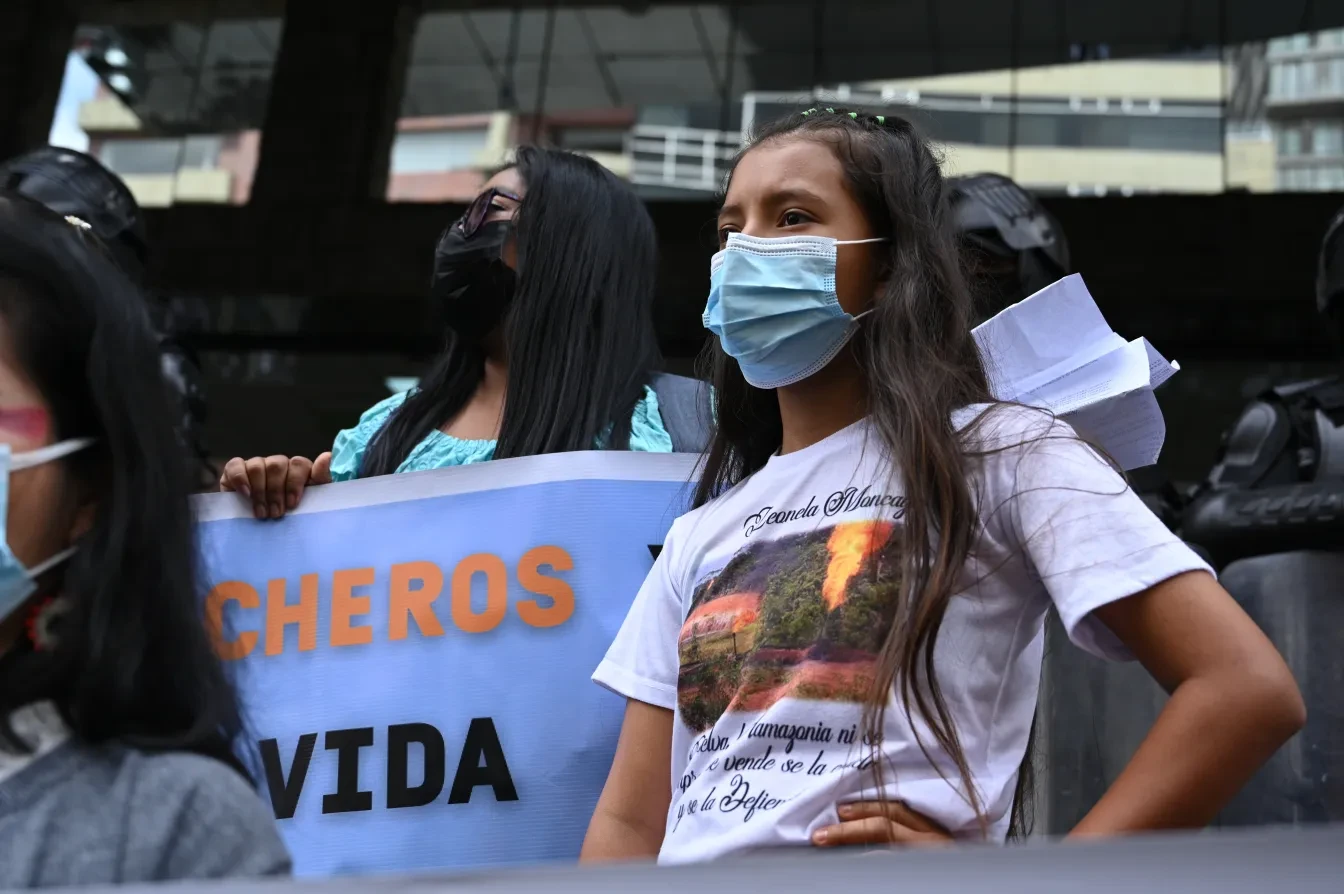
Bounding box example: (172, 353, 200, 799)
(78, 48, 1278, 206)
(1266, 28, 1344, 191)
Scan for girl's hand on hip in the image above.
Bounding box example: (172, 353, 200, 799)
(811, 800, 953, 848)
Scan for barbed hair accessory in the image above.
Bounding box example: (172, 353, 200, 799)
(799, 107, 887, 125)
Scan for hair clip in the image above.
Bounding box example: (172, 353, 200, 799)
(875, 115, 886, 124)
(64, 215, 92, 231)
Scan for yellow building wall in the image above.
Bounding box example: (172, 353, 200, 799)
(872, 60, 1225, 101)
(77, 96, 142, 132)
(938, 144, 1225, 192)
(120, 169, 233, 207)
(1225, 138, 1278, 193)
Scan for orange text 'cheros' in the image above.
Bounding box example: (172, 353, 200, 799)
(204, 546, 575, 660)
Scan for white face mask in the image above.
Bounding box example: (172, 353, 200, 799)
(0, 439, 95, 624)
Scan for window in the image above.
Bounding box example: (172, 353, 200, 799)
(638, 106, 691, 128)
(551, 127, 628, 154)
(181, 135, 223, 169)
(63, 16, 281, 205)
(1278, 126, 1303, 158)
(1315, 61, 1333, 96)
(1276, 61, 1300, 99)
(1314, 122, 1344, 157)
(1320, 166, 1344, 190)
(100, 138, 184, 175)
(99, 135, 222, 175)
(1299, 61, 1315, 97)
(390, 128, 488, 174)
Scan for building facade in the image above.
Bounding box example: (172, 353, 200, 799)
(1266, 28, 1344, 191)
(80, 52, 1278, 208)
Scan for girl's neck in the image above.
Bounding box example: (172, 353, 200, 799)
(480, 350, 508, 398)
(438, 345, 509, 441)
(776, 353, 867, 456)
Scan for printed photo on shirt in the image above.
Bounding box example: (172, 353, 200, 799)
(677, 520, 900, 732)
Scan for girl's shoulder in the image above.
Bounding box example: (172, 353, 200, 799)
(957, 402, 1122, 501)
(356, 389, 413, 427)
(955, 401, 1071, 452)
(330, 390, 414, 482)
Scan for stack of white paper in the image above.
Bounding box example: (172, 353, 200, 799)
(971, 273, 1179, 470)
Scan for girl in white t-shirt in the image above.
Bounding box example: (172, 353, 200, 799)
(581, 108, 1305, 864)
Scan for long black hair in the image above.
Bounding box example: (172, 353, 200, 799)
(360, 146, 661, 475)
(0, 193, 249, 778)
(696, 109, 1039, 836)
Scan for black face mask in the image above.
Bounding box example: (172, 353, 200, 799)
(430, 218, 517, 342)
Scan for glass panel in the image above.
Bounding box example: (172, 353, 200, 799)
(1280, 127, 1303, 158)
(1315, 122, 1344, 157)
(48, 12, 284, 206)
(391, 128, 490, 174)
(99, 138, 182, 175)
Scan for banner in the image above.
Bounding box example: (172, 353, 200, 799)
(194, 452, 700, 877)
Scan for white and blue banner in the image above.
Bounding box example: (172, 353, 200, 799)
(194, 452, 699, 877)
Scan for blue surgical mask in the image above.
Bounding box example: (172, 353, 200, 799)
(0, 438, 94, 624)
(703, 232, 887, 389)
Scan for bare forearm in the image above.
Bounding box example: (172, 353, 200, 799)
(580, 809, 664, 863)
(1070, 674, 1304, 837)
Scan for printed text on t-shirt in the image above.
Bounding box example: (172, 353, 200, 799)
(742, 485, 906, 537)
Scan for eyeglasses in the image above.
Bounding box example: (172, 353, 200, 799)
(455, 187, 523, 239)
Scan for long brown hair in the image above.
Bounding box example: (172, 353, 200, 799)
(694, 109, 1034, 836)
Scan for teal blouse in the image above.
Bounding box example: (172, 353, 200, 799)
(329, 385, 673, 481)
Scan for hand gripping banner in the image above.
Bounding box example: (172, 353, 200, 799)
(194, 452, 699, 876)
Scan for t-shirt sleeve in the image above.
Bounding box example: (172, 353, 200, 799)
(993, 414, 1214, 661)
(592, 518, 687, 710)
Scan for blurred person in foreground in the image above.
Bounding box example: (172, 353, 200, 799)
(221, 146, 708, 518)
(0, 146, 213, 488)
(0, 193, 289, 887)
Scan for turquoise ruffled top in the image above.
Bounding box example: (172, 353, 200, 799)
(329, 385, 673, 481)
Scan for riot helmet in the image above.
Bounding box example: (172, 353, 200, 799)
(1316, 205, 1344, 346)
(948, 172, 1070, 324)
(0, 146, 149, 283)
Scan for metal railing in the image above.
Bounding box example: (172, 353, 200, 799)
(627, 125, 742, 193)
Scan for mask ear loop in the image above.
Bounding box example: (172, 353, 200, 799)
(9, 438, 95, 472)
(24, 547, 76, 581)
(4, 438, 94, 595)
(839, 238, 889, 321)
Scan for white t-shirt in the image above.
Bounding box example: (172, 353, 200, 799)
(593, 405, 1211, 864)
